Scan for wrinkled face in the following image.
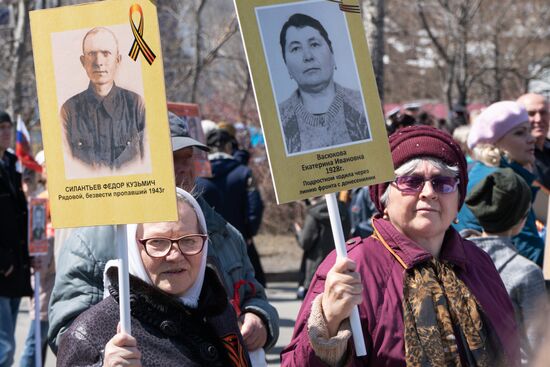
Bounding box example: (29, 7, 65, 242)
(138, 201, 203, 296)
(385, 160, 459, 244)
(521, 95, 549, 141)
(284, 26, 335, 93)
(80, 30, 121, 86)
(496, 122, 535, 166)
(173, 147, 196, 191)
(0, 121, 12, 152)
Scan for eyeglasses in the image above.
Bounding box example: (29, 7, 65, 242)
(137, 234, 208, 258)
(392, 175, 460, 194)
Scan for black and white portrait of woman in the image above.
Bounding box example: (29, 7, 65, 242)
(256, 1, 371, 156)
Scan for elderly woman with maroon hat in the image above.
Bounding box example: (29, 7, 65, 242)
(455, 101, 544, 266)
(281, 125, 519, 367)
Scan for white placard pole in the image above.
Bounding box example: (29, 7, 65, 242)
(116, 225, 132, 334)
(325, 193, 367, 356)
(33, 271, 42, 367)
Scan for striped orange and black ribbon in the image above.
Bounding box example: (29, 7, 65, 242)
(128, 4, 156, 65)
(327, 0, 361, 14)
(221, 333, 250, 367)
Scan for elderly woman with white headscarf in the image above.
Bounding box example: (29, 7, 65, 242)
(57, 189, 251, 367)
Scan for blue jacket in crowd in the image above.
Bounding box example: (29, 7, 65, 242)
(196, 153, 263, 240)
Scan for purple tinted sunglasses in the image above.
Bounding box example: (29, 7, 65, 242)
(393, 175, 459, 194)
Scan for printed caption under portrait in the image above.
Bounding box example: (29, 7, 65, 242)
(299, 150, 376, 195)
(59, 180, 165, 201)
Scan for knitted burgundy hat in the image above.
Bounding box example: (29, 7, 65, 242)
(369, 125, 468, 213)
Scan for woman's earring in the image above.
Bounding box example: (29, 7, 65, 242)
(383, 211, 389, 220)
(453, 218, 459, 224)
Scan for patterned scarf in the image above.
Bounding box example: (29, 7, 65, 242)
(403, 259, 503, 367)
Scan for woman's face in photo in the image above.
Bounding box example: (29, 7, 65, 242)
(496, 122, 535, 166)
(284, 26, 335, 93)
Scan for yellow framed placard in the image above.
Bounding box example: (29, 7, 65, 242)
(30, 0, 177, 228)
(234, 0, 394, 204)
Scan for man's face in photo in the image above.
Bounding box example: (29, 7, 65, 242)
(284, 26, 335, 93)
(80, 29, 121, 87)
(34, 207, 44, 225)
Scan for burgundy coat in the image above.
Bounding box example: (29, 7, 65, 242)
(281, 218, 520, 366)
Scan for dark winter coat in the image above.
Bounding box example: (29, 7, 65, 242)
(298, 198, 350, 289)
(0, 151, 31, 297)
(196, 154, 263, 239)
(282, 218, 520, 366)
(350, 187, 377, 238)
(57, 266, 251, 367)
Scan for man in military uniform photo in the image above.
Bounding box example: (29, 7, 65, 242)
(60, 26, 146, 170)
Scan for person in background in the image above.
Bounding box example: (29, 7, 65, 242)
(0, 110, 32, 367)
(282, 125, 519, 366)
(448, 103, 469, 133)
(294, 196, 350, 299)
(452, 124, 474, 171)
(456, 101, 545, 266)
(465, 169, 548, 366)
(196, 128, 266, 287)
(417, 111, 436, 127)
(401, 102, 421, 121)
(218, 122, 250, 165)
(201, 119, 218, 140)
(20, 151, 55, 367)
(517, 93, 550, 189)
(385, 107, 400, 134)
(48, 112, 279, 359)
(349, 186, 376, 239)
(393, 113, 416, 131)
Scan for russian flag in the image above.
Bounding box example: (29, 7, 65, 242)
(16, 115, 42, 173)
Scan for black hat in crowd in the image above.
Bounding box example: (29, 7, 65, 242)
(206, 128, 235, 149)
(0, 110, 13, 125)
(465, 168, 531, 234)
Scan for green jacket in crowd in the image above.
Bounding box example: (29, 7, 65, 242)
(48, 197, 279, 353)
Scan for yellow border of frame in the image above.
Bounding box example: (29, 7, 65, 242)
(234, 0, 394, 204)
(30, 0, 177, 228)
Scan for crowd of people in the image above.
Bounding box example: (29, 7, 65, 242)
(1, 92, 550, 367)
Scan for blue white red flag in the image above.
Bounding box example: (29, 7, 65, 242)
(16, 115, 42, 173)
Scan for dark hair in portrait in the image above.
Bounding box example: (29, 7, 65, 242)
(275, 10, 370, 155)
(279, 13, 333, 62)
